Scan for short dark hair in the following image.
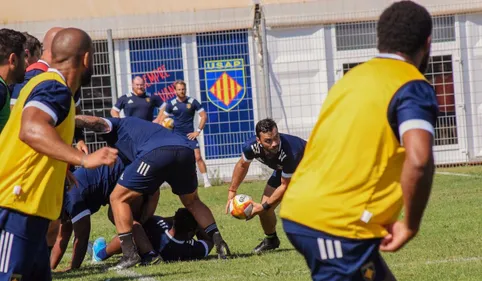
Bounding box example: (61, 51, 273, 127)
(173, 208, 198, 233)
(255, 118, 277, 138)
(0, 29, 26, 63)
(23, 32, 42, 56)
(377, 1, 432, 57)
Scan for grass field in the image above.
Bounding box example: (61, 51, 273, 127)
(53, 167, 482, 281)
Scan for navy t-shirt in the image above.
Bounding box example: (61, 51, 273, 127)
(164, 97, 203, 135)
(113, 92, 163, 121)
(143, 216, 209, 261)
(242, 133, 306, 178)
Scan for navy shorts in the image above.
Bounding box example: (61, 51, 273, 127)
(283, 220, 392, 281)
(0, 208, 51, 281)
(267, 170, 282, 188)
(187, 138, 199, 150)
(118, 146, 198, 195)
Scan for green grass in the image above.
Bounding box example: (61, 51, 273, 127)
(54, 168, 482, 280)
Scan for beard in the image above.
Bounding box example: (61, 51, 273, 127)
(80, 66, 93, 87)
(13, 61, 25, 84)
(418, 52, 430, 74)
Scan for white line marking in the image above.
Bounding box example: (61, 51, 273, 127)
(435, 171, 478, 177)
(115, 269, 158, 281)
(391, 256, 482, 267)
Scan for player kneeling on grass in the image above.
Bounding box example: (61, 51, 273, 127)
(50, 157, 161, 271)
(91, 208, 213, 263)
(226, 118, 306, 254)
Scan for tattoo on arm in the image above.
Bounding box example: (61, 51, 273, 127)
(75, 115, 110, 133)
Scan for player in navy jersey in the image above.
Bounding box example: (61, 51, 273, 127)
(91, 208, 213, 263)
(225, 118, 306, 254)
(153, 80, 212, 188)
(21, 32, 42, 68)
(50, 157, 162, 271)
(9, 27, 88, 154)
(75, 115, 230, 269)
(111, 76, 164, 121)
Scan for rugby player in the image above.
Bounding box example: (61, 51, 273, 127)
(226, 118, 306, 254)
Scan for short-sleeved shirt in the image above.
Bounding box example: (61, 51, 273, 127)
(112, 92, 164, 121)
(242, 133, 307, 178)
(99, 117, 192, 164)
(63, 157, 125, 223)
(10, 60, 81, 108)
(143, 216, 210, 261)
(163, 97, 204, 135)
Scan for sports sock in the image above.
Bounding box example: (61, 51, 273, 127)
(98, 247, 109, 260)
(265, 232, 277, 239)
(202, 173, 210, 183)
(118, 232, 137, 257)
(204, 223, 219, 238)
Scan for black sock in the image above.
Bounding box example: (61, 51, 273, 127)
(118, 232, 137, 257)
(204, 223, 219, 238)
(265, 232, 277, 239)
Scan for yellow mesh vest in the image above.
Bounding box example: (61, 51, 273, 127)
(280, 57, 428, 239)
(0, 72, 75, 220)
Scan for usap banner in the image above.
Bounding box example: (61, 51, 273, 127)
(197, 30, 255, 160)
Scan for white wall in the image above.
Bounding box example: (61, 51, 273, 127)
(267, 26, 327, 140)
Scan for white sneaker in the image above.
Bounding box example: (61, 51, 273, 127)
(204, 181, 212, 188)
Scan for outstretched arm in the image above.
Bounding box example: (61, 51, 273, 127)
(75, 115, 112, 133)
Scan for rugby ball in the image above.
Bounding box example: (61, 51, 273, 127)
(229, 194, 254, 220)
(161, 117, 174, 130)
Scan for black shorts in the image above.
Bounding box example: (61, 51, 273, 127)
(118, 146, 198, 195)
(267, 170, 282, 188)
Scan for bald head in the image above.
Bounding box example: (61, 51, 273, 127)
(132, 76, 146, 95)
(43, 27, 63, 52)
(51, 28, 93, 66)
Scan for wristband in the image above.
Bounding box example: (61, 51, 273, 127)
(262, 202, 271, 210)
(197, 128, 202, 133)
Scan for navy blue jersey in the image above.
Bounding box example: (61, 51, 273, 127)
(100, 117, 192, 164)
(164, 97, 203, 135)
(387, 80, 439, 142)
(113, 92, 164, 121)
(23, 71, 73, 127)
(242, 133, 306, 178)
(11, 68, 44, 106)
(143, 216, 209, 261)
(63, 157, 125, 223)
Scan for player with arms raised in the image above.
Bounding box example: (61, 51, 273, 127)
(280, 2, 438, 280)
(226, 118, 306, 254)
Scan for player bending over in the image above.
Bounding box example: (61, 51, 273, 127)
(50, 157, 161, 271)
(91, 208, 213, 263)
(225, 118, 306, 254)
(75, 115, 230, 269)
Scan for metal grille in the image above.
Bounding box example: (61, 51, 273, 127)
(69, 10, 482, 172)
(79, 40, 112, 152)
(425, 55, 458, 146)
(335, 15, 456, 51)
(196, 29, 255, 160)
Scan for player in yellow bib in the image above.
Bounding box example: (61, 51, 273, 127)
(0, 28, 118, 281)
(280, 2, 438, 280)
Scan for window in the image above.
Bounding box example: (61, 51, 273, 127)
(424, 55, 457, 146)
(342, 62, 363, 75)
(78, 40, 112, 151)
(335, 15, 455, 51)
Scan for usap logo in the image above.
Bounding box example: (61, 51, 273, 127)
(204, 58, 246, 112)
